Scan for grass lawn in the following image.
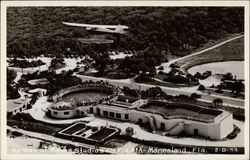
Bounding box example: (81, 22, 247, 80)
(176, 36, 244, 72)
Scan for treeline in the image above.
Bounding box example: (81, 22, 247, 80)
(7, 7, 244, 58)
(8, 57, 45, 68)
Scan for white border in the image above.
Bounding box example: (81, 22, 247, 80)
(1, 1, 249, 160)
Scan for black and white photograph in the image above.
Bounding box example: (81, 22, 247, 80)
(1, 1, 249, 160)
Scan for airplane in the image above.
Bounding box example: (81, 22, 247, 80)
(62, 22, 130, 35)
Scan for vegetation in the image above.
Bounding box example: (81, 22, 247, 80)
(8, 57, 45, 68)
(7, 113, 69, 135)
(7, 69, 20, 99)
(7, 7, 244, 78)
(122, 86, 199, 101)
(49, 57, 66, 70)
(212, 72, 244, 98)
(198, 85, 205, 91)
(18, 70, 82, 95)
(7, 7, 244, 57)
(193, 71, 212, 80)
(212, 98, 223, 107)
(190, 93, 201, 100)
(156, 68, 199, 85)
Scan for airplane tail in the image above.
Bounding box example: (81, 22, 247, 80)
(115, 25, 125, 34)
(115, 25, 122, 31)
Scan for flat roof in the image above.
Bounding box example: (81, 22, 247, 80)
(87, 127, 117, 141)
(139, 101, 223, 122)
(58, 122, 118, 143)
(7, 98, 30, 112)
(29, 88, 47, 93)
(28, 78, 49, 85)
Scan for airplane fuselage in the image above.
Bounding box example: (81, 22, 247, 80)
(62, 22, 129, 35)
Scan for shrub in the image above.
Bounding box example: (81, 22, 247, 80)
(215, 89, 223, 93)
(190, 93, 201, 100)
(198, 85, 205, 91)
(11, 131, 23, 137)
(158, 71, 165, 75)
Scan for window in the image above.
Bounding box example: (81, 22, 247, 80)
(103, 111, 108, 116)
(116, 113, 121, 119)
(54, 111, 58, 115)
(20, 108, 22, 112)
(109, 112, 114, 118)
(64, 112, 69, 115)
(125, 114, 129, 120)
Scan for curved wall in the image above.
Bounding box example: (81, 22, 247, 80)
(53, 84, 118, 103)
(48, 107, 87, 119)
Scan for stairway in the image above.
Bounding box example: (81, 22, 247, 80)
(169, 122, 184, 135)
(148, 116, 157, 131)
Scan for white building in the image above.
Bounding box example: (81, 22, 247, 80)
(7, 98, 30, 116)
(28, 88, 47, 97)
(48, 95, 234, 139)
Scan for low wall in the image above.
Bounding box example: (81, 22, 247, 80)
(53, 84, 118, 103)
(48, 108, 78, 119)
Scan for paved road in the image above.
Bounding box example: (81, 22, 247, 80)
(75, 74, 244, 108)
(158, 34, 244, 73)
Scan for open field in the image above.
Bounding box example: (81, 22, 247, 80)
(188, 61, 244, 79)
(176, 36, 244, 73)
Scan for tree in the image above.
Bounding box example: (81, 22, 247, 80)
(223, 72, 233, 80)
(7, 69, 17, 85)
(212, 98, 223, 107)
(7, 69, 20, 99)
(194, 72, 201, 79)
(190, 93, 201, 101)
(231, 81, 244, 96)
(197, 85, 205, 91)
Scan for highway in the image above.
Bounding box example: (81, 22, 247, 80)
(74, 74, 244, 108)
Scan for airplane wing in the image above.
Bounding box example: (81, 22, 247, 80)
(62, 22, 128, 29)
(62, 22, 97, 28)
